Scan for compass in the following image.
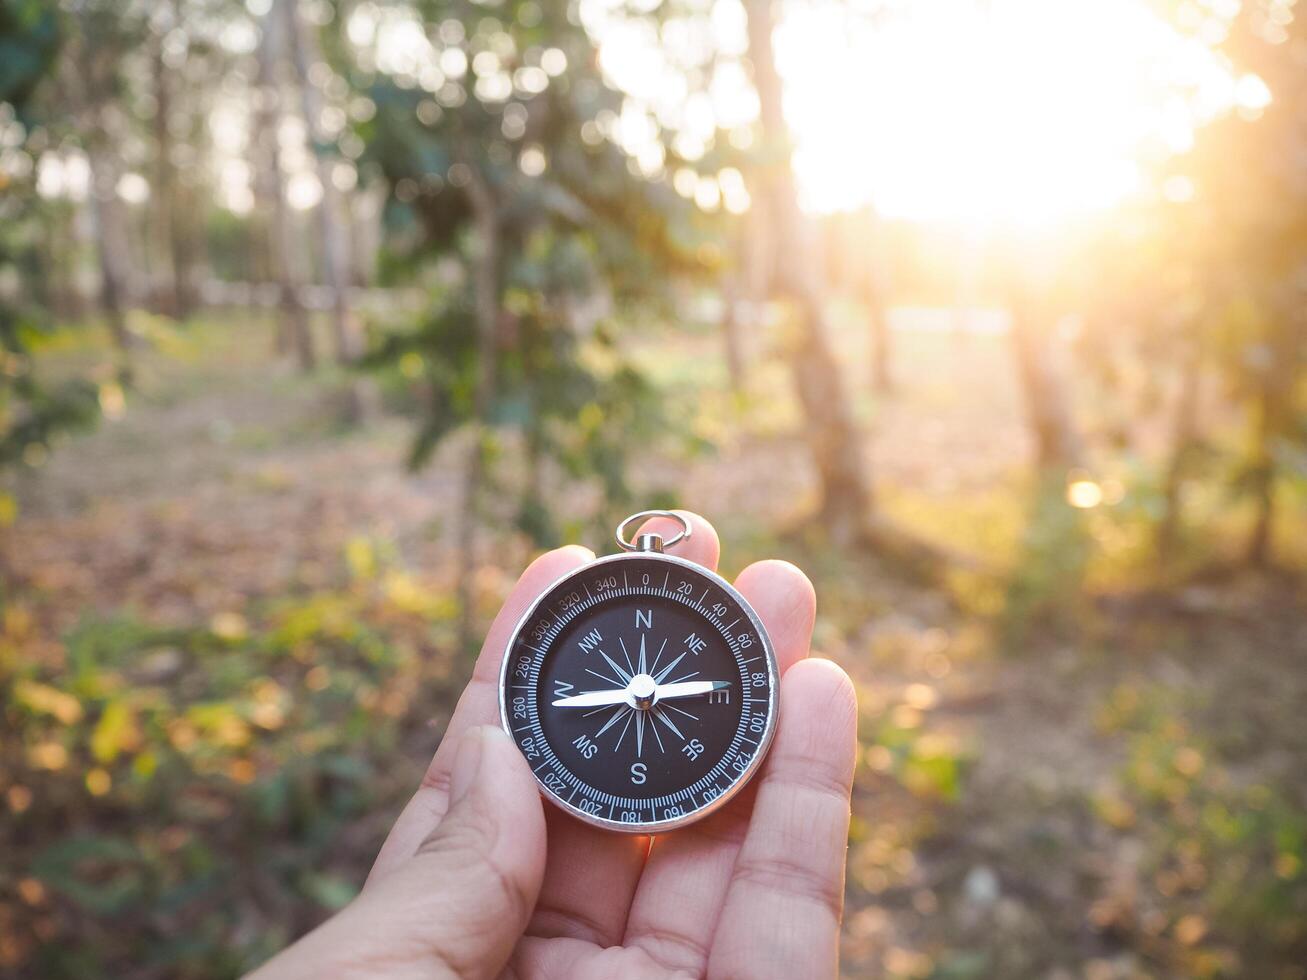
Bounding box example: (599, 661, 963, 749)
(498, 511, 779, 833)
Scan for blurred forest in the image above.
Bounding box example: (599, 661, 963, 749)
(2, 0, 1306, 977)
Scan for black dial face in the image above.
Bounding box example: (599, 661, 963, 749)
(500, 553, 777, 832)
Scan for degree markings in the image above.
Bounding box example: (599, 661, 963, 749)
(508, 566, 773, 815)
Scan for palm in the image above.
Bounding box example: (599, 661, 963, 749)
(367, 513, 857, 980)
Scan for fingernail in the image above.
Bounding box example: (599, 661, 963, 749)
(450, 725, 499, 804)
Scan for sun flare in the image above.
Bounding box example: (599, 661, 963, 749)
(777, 0, 1259, 224)
(589, 0, 1267, 227)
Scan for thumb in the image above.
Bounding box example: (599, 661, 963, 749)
(245, 725, 545, 980)
(399, 723, 547, 978)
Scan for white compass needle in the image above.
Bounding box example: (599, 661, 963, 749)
(552, 687, 630, 708)
(655, 680, 731, 702)
(552, 679, 731, 708)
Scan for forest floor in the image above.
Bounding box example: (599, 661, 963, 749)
(4, 314, 1306, 979)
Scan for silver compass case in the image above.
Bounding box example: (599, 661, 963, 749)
(497, 511, 780, 834)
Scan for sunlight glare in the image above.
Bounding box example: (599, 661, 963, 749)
(777, 0, 1244, 223)
(584, 0, 1256, 226)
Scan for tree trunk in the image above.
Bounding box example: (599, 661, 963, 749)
(744, 0, 872, 540)
(721, 274, 746, 394)
(1007, 278, 1080, 469)
(85, 142, 134, 381)
(457, 169, 501, 650)
(1245, 380, 1276, 568)
(1157, 336, 1202, 563)
(285, 0, 363, 365)
(865, 268, 893, 395)
(150, 14, 188, 319)
(255, 0, 315, 371)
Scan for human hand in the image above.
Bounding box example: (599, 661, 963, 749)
(247, 512, 858, 980)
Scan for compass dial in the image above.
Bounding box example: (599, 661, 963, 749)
(499, 552, 778, 833)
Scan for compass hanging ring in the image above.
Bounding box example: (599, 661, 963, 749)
(614, 509, 692, 554)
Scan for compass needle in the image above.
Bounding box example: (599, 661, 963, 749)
(499, 511, 778, 832)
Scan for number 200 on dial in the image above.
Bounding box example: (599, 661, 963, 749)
(498, 552, 779, 833)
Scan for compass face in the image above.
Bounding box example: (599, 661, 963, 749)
(499, 552, 778, 833)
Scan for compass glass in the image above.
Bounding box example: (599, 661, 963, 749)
(500, 553, 778, 832)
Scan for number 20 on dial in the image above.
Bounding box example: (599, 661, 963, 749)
(498, 511, 779, 833)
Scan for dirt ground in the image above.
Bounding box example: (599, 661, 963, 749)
(6, 320, 1305, 979)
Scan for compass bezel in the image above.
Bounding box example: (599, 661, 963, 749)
(497, 551, 780, 834)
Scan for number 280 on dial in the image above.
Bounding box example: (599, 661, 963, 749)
(498, 515, 779, 834)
